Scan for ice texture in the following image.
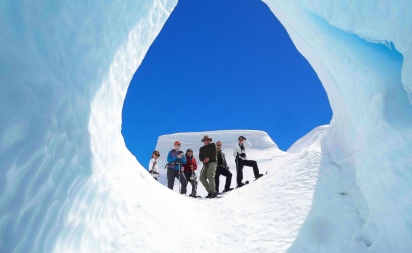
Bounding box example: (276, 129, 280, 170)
(0, 0, 411, 252)
(262, 0, 412, 252)
(0, 0, 178, 252)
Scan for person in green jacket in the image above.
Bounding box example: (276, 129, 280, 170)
(199, 135, 218, 198)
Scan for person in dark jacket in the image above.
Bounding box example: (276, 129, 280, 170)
(182, 149, 198, 197)
(199, 135, 218, 198)
(167, 141, 187, 194)
(215, 141, 233, 193)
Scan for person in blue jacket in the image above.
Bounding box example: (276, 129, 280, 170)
(167, 141, 188, 194)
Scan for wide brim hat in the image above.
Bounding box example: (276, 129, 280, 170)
(201, 135, 212, 142)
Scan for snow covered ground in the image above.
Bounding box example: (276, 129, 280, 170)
(138, 128, 325, 252)
(1, 0, 412, 252)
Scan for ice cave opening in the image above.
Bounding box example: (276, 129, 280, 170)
(1, 0, 411, 252)
(121, 0, 332, 169)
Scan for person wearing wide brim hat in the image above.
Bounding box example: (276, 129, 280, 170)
(198, 135, 218, 198)
(201, 135, 212, 142)
(233, 136, 263, 188)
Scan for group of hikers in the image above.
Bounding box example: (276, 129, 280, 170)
(148, 135, 264, 198)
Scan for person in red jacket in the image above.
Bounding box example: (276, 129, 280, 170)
(183, 149, 198, 197)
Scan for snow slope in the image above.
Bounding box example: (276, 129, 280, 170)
(150, 128, 324, 252)
(1, 0, 412, 252)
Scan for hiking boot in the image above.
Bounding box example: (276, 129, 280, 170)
(223, 188, 234, 193)
(255, 174, 264, 179)
(237, 182, 246, 188)
(209, 192, 218, 198)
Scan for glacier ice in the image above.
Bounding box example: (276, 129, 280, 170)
(263, 0, 412, 252)
(0, 0, 178, 252)
(0, 0, 411, 252)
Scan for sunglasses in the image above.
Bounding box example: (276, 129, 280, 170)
(155, 154, 160, 157)
(238, 139, 244, 141)
(217, 144, 222, 146)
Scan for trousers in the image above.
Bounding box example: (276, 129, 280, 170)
(167, 169, 187, 194)
(235, 158, 259, 185)
(215, 166, 232, 192)
(199, 161, 217, 194)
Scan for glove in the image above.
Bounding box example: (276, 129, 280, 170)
(240, 153, 246, 158)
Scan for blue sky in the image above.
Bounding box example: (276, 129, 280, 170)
(122, 0, 332, 168)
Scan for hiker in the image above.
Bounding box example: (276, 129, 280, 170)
(167, 141, 187, 194)
(182, 149, 198, 197)
(199, 135, 218, 198)
(148, 150, 160, 180)
(215, 141, 233, 193)
(233, 136, 263, 188)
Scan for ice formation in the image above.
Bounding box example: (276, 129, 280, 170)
(263, 1, 412, 252)
(0, 0, 411, 252)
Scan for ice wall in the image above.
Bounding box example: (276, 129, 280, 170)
(0, 1, 177, 252)
(262, 0, 412, 252)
